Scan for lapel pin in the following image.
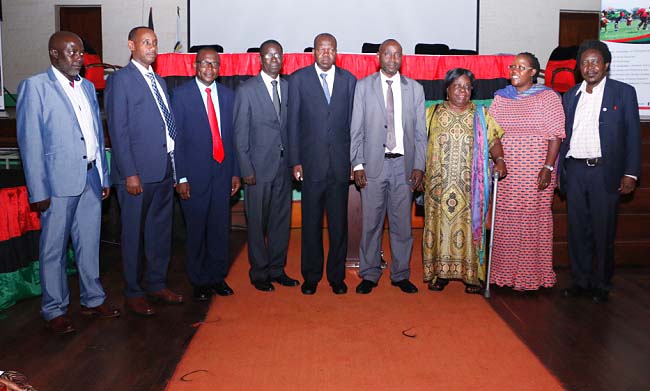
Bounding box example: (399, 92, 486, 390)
(602, 107, 607, 112)
(614, 105, 618, 110)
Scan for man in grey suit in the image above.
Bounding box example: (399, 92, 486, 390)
(17, 31, 120, 334)
(234, 40, 299, 292)
(350, 39, 426, 294)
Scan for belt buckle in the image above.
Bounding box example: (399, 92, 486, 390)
(586, 158, 598, 167)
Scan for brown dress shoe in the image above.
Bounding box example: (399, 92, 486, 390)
(125, 297, 156, 316)
(47, 315, 75, 334)
(80, 303, 121, 318)
(147, 288, 184, 304)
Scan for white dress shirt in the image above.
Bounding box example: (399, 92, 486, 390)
(260, 71, 281, 103)
(567, 78, 605, 159)
(380, 71, 404, 155)
(315, 63, 335, 96)
(131, 59, 175, 153)
(52, 66, 101, 179)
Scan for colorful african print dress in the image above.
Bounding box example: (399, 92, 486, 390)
(488, 86, 565, 290)
(423, 102, 504, 286)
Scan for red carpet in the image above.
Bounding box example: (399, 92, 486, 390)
(166, 230, 564, 391)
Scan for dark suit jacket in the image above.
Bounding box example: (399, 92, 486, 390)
(234, 74, 289, 183)
(171, 79, 239, 194)
(559, 78, 641, 193)
(105, 61, 173, 184)
(288, 65, 356, 183)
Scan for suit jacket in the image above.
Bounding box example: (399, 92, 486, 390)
(559, 78, 641, 193)
(234, 74, 289, 183)
(288, 65, 356, 182)
(350, 72, 426, 180)
(17, 68, 110, 203)
(171, 79, 240, 194)
(105, 61, 173, 184)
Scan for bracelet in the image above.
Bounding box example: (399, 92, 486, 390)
(542, 164, 554, 172)
(495, 157, 505, 164)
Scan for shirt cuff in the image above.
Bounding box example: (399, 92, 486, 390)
(353, 164, 364, 171)
(624, 174, 637, 181)
(178, 177, 188, 184)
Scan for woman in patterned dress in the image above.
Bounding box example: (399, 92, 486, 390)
(488, 52, 565, 291)
(422, 68, 507, 294)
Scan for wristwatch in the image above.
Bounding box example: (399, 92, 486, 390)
(542, 164, 554, 172)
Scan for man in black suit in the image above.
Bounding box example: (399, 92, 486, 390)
(171, 48, 241, 301)
(234, 40, 299, 292)
(288, 33, 356, 295)
(105, 26, 184, 315)
(559, 40, 641, 303)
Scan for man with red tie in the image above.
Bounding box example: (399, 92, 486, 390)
(171, 48, 241, 301)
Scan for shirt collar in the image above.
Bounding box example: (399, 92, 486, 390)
(51, 65, 82, 87)
(260, 71, 280, 85)
(577, 77, 606, 96)
(380, 71, 401, 85)
(315, 63, 335, 78)
(195, 77, 216, 92)
(131, 59, 154, 76)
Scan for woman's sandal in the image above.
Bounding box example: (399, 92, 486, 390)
(464, 284, 483, 295)
(428, 278, 449, 291)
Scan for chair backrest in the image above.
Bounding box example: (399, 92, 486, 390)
(188, 44, 224, 53)
(83, 53, 107, 90)
(414, 43, 450, 55)
(448, 48, 478, 55)
(361, 43, 380, 53)
(304, 47, 314, 53)
(544, 45, 579, 93)
(246, 47, 260, 53)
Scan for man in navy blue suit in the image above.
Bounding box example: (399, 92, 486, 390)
(288, 33, 356, 295)
(105, 26, 184, 315)
(17, 31, 120, 334)
(171, 48, 241, 301)
(559, 40, 641, 303)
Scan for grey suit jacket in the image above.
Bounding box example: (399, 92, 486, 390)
(350, 72, 426, 180)
(17, 68, 110, 203)
(234, 74, 289, 183)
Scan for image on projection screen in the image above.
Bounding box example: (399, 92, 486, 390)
(188, 0, 478, 54)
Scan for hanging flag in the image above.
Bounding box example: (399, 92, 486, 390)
(174, 6, 182, 52)
(148, 7, 154, 30)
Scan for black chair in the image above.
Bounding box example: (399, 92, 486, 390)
(304, 47, 314, 53)
(246, 47, 260, 53)
(361, 43, 381, 53)
(188, 44, 224, 53)
(448, 48, 478, 55)
(414, 43, 449, 55)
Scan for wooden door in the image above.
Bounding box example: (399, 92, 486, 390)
(59, 6, 102, 57)
(559, 11, 599, 47)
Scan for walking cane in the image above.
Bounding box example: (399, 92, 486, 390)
(484, 171, 500, 299)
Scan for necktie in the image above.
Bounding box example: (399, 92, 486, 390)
(271, 79, 281, 119)
(385, 80, 396, 151)
(146, 72, 177, 140)
(206, 88, 225, 163)
(320, 73, 331, 104)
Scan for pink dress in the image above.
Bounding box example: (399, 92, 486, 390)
(488, 89, 565, 290)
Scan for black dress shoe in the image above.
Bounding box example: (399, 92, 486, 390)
(331, 282, 348, 295)
(270, 274, 300, 287)
(301, 281, 317, 295)
(391, 279, 419, 293)
(562, 284, 590, 298)
(193, 286, 212, 302)
(212, 281, 234, 296)
(356, 279, 377, 294)
(592, 288, 610, 303)
(253, 281, 275, 292)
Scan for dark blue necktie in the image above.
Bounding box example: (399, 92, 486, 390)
(146, 72, 177, 140)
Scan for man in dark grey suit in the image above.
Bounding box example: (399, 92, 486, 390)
(234, 40, 299, 292)
(288, 33, 356, 295)
(350, 39, 426, 294)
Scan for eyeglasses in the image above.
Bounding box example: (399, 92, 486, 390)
(262, 53, 282, 60)
(450, 84, 473, 91)
(508, 65, 534, 71)
(196, 60, 219, 68)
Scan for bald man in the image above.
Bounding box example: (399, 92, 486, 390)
(17, 31, 120, 334)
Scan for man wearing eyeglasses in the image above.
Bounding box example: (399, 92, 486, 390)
(171, 48, 241, 301)
(17, 31, 120, 334)
(234, 40, 299, 292)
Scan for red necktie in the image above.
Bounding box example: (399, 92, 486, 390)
(206, 88, 224, 163)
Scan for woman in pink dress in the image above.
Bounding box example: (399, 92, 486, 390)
(488, 52, 565, 291)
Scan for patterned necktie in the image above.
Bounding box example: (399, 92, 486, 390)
(146, 72, 177, 140)
(271, 79, 281, 119)
(206, 88, 225, 163)
(320, 73, 331, 104)
(385, 80, 396, 151)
